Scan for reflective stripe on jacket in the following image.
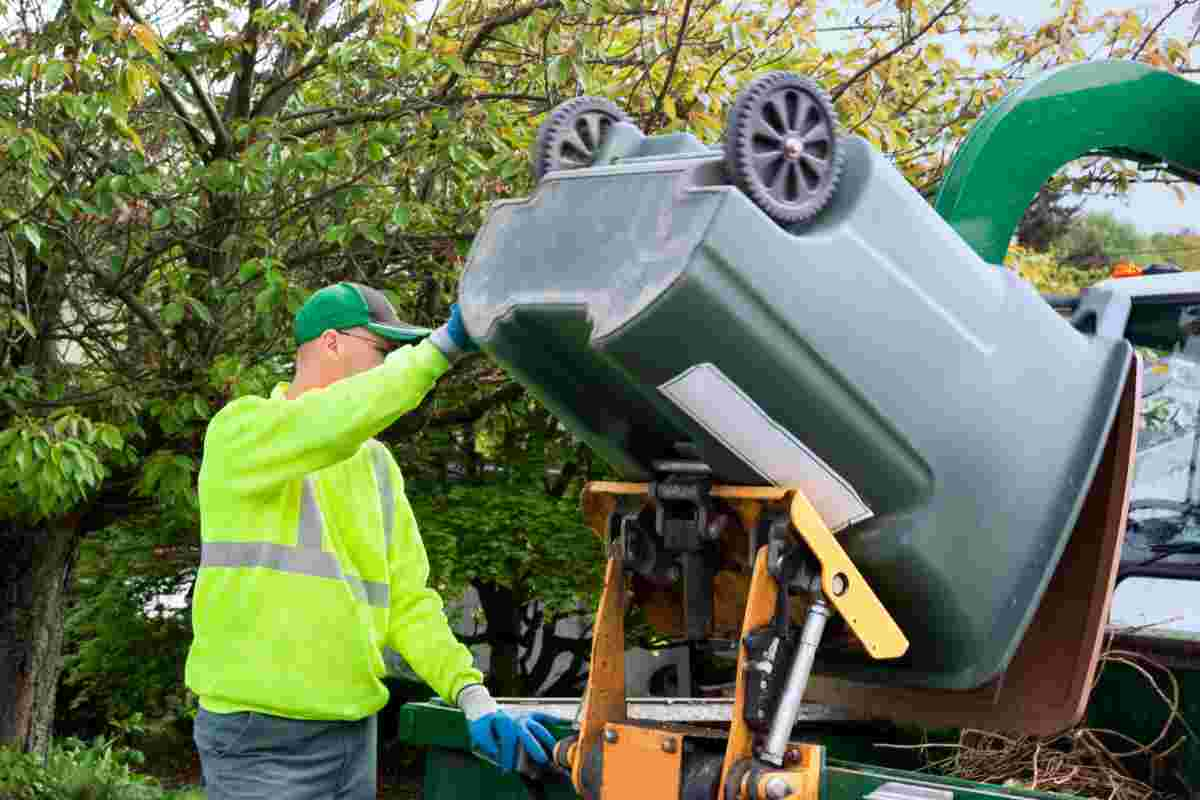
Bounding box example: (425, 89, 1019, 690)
(184, 339, 483, 720)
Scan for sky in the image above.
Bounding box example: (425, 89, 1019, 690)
(817, 0, 1198, 235)
(938, 0, 1198, 235)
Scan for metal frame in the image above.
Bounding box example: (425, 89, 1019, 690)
(559, 483, 908, 800)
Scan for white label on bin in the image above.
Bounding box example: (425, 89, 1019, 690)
(659, 363, 873, 533)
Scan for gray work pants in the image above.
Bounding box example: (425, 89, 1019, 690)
(194, 707, 377, 800)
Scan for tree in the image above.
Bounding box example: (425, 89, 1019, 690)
(411, 478, 606, 697)
(1056, 211, 1159, 267)
(1017, 185, 1084, 253)
(1147, 230, 1200, 272)
(1, 0, 1195, 756)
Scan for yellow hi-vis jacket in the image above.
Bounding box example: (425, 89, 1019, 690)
(184, 339, 483, 720)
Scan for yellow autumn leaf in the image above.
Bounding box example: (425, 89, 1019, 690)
(132, 24, 161, 57)
(114, 119, 145, 155)
(1116, 13, 1141, 41)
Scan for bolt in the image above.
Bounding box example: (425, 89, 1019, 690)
(765, 776, 792, 800)
(661, 737, 677, 753)
(831, 572, 849, 596)
(604, 728, 619, 744)
(783, 136, 804, 160)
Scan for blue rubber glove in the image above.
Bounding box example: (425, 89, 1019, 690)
(447, 303, 479, 353)
(468, 710, 562, 773)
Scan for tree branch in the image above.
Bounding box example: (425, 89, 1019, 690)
(433, 383, 526, 426)
(226, 0, 263, 122)
(831, 0, 964, 101)
(436, 0, 563, 99)
(654, 0, 693, 117)
(118, 0, 231, 156)
(253, 8, 373, 119)
(52, 229, 169, 345)
(147, 79, 211, 154)
(285, 93, 549, 139)
(252, 55, 328, 118)
(287, 110, 407, 139)
(1130, 0, 1191, 60)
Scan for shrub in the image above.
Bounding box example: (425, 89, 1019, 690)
(0, 736, 175, 800)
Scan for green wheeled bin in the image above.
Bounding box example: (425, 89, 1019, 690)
(458, 74, 1132, 692)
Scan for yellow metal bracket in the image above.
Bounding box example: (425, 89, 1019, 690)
(571, 554, 628, 798)
(786, 490, 909, 660)
(569, 481, 908, 800)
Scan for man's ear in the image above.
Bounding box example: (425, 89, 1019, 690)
(320, 329, 340, 357)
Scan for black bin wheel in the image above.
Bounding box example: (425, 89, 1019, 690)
(723, 72, 843, 226)
(531, 96, 632, 182)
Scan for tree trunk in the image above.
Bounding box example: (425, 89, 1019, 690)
(473, 580, 523, 696)
(0, 521, 80, 757)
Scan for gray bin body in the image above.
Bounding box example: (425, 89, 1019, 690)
(459, 136, 1131, 690)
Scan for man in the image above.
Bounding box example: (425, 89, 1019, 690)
(186, 282, 559, 799)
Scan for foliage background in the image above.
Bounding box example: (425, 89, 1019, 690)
(0, 0, 1197, 786)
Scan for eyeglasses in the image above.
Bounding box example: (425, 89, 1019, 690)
(338, 330, 395, 356)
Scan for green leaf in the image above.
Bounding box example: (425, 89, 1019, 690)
(21, 224, 42, 253)
(43, 61, 66, 86)
(443, 55, 468, 76)
(309, 149, 337, 170)
(192, 396, 210, 419)
(162, 302, 185, 327)
(373, 127, 403, 146)
(390, 205, 410, 227)
(99, 427, 123, 450)
(239, 258, 261, 281)
(10, 310, 36, 337)
(361, 224, 384, 245)
(255, 286, 278, 314)
(186, 296, 213, 324)
(367, 141, 386, 162)
(152, 207, 170, 227)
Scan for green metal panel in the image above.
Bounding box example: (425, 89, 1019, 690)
(1086, 657, 1200, 789)
(395, 700, 473, 750)
(824, 761, 1074, 800)
(423, 748, 580, 800)
(397, 703, 1076, 799)
(934, 60, 1200, 265)
(397, 701, 580, 800)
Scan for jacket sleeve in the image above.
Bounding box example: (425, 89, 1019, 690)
(384, 460, 483, 702)
(202, 339, 449, 494)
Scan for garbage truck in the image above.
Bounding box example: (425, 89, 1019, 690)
(394, 59, 1200, 800)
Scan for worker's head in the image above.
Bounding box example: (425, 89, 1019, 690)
(291, 283, 431, 389)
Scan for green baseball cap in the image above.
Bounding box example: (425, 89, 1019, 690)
(294, 282, 432, 345)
